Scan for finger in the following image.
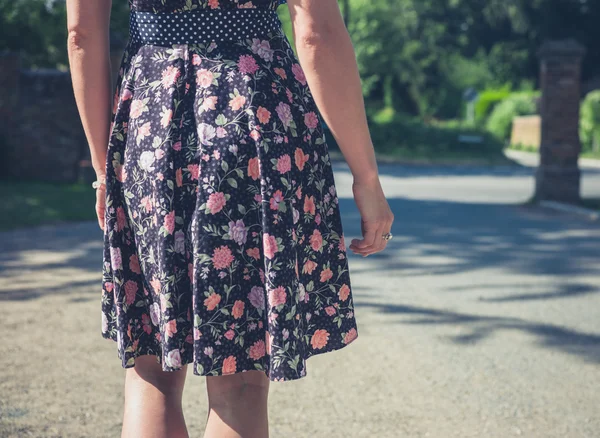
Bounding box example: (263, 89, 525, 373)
(351, 222, 379, 249)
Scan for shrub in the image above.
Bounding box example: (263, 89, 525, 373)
(580, 91, 600, 153)
(486, 92, 539, 141)
(474, 86, 512, 122)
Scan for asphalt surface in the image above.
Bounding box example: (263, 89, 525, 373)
(1, 152, 599, 437)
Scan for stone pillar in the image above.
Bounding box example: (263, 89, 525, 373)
(535, 40, 586, 203)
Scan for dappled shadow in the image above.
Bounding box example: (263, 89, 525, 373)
(340, 197, 600, 279)
(0, 221, 103, 301)
(359, 300, 600, 364)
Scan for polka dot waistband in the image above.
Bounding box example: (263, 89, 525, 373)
(129, 8, 283, 46)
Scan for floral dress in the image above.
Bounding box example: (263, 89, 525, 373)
(101, 0, 359, 382)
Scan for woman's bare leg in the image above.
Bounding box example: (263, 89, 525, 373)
(203, 370, 270, 438)
(121, 355, 189, 438)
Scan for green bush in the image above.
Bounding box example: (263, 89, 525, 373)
(474, 86, 512, 122)
(486, 92, 539, 141)
(580, 91, 600, 153)
(325, 107, 504, 161)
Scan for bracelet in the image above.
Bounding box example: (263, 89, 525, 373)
(92, 176, 106, 189)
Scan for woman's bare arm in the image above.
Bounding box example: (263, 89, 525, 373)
(66, 0, 113, 229)
(286, 0, 394, 256)
(286, 0, 378, 185)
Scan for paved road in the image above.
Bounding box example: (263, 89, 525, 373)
(1, 154, 599, 437)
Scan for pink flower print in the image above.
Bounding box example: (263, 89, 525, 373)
(196, 69, 214, 88)
(275, 102, 293, 128)
(124, 280, 138, 305)
(248, 286, 265, 310)
(202, 95, 218, 111)
(176, 168, 183, 187)
(263, 234, 278, 260)
(192, 53, 202, 65)
(338, 284, 350, 301)
(136, 122, 151, 144)
(104, 281, 114, 293)
(286, 88, 293, 103)
(277, 154, 291, 174)
(294, 147, 309, 171)
(110, 247, 122, 270)
(224, 329, 235, 340)
(116, 207, 127, 231)
(274, 67, 287, 79)
(250, 129, 261, 141)
(246, 247, 260, 260)
(151, 277, 161, 294)
(154, 149, 165, 160)
(204, 293, 222, 311)
(292, 63, 307, 85)
(344, 328, 358, 344)
(238, 54, 259, 75)
(270, 190, 284, 210)
(129, 255, 141, 274)
(320, 268, 333, 283)
(257, 106, 271, 124)
(304, 111, 319, 130)
(163, 211, 175, 235)
(141, 314, 152, 334)
(325, 306, 336, 316)
(249, 340, 266, 360)
(228, 219, 247, 245)
(311, 329, 329, 350)
(338, 235, 346, 252)
(212, 245, 234, 270)
(303, 260, 317, 274)
(232, 300, 245, 319)
(229, 95, 247, 111)
(172, 141, 182, 151)
(315, 213, 321, 225)
(269, 286, 287, 308)
(303, 195, 316, 215)
(187, 164, 200, 180)
(207, 192, 227, 214)
(161, 65, 180, 89)
(310, 229, 323, 252)
(130, 99, 146, 119)
(247, 157, 260, 180)
(165, 349, 182, 368)
(165, 319, 177, 339)
(296, 186, 302, 199)
(222, 356, 237, 375)
(216, 127, 227, 138)
(161, 109, 173, 128)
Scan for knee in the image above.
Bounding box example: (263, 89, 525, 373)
(127, 355, 187, 395)
(206, 370, 269, 405)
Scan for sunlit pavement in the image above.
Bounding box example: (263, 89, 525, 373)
(1, 155, 599, 437)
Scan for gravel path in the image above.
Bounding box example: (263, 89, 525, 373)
(1, 158, 599, 438)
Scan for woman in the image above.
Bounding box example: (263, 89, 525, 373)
(67, 0, 393, 436)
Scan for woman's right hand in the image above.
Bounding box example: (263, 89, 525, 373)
(348, 176, 394, 257)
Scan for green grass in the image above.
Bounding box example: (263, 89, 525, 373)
(0, 181, 97, 231)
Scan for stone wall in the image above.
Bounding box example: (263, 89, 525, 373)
(0, 43, 125, 183)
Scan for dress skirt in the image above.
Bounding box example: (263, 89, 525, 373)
(101, 0, 359, 382)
